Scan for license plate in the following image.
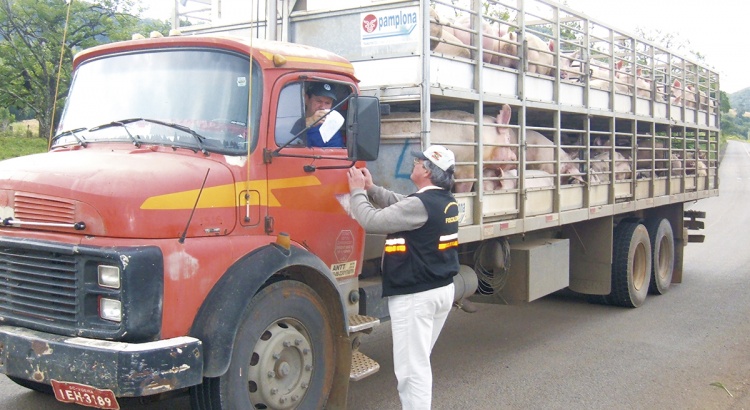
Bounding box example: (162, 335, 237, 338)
(51, 379, 120, 410)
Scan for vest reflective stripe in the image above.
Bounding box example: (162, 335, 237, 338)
(438, 233, 459, 250)
(439, 233, 458, 242)
(438, 240, 458, 250)
(385, 237, 407, 253)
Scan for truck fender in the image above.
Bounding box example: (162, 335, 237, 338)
(190, 243, 348, 377)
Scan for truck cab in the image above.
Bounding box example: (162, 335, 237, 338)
(0, 34, 380, 409)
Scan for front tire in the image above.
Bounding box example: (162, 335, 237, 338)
(646, 218, 675, 295)
(610, 222, 652, 307)
(190, 281, 335, 410)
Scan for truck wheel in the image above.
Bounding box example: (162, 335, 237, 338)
(610, 222, 652, 308)
(191, 281, 334, 410)
(645, 218, 674, 295)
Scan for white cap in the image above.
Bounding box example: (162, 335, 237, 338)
(415, 145, 455, 172)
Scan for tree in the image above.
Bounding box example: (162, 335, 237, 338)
(0, 0, 169, 141)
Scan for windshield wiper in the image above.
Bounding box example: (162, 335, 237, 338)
(89, 118, 207, 153)
(89, 119, 142, 147)
(51, 127, 88, 147)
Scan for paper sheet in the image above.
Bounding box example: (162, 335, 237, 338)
(319, 110, 344, 143)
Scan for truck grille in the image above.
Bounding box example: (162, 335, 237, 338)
(14, 192, 76, 224)
(0, 246, 78, 326)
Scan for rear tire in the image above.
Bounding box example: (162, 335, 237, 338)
(190, 281, 335, 410)
(610, 222, 652, 307)
(645, 218, 674, 295)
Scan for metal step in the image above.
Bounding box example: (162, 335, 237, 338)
(350, 351, 380, 381)
(348, 314, 380, 333)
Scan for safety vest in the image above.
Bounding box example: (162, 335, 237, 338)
(382, 189, 459, 297)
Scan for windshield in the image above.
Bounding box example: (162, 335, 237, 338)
(55, 48, 261, 155)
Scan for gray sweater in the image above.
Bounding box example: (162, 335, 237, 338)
(349, 185, 444, 235)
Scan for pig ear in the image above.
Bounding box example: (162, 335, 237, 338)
(498, 104, 512, 126)
(673, 79, 681, 88)
(548, 39, 555, 52)
(615, 60, 623, 70)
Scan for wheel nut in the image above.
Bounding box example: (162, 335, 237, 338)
(267, 371, 275, 378)
(270, 388, 278, 395)
(283, 341, 291, 347)
(273, 353, 281, 360)
(305, 364, 313, 371)
(294, 339, 302, 346)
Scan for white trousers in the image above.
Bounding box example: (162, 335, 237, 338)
(388, 283, 455, 410)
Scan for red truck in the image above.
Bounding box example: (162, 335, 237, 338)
(0, 0, 719, 409)
(0, 34, 381, 409)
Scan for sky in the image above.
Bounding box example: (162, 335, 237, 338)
(143, 0, 748, 94)
(564, 0, 746, 94)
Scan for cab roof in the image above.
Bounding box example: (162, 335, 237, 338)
(73, 34, 355, 76)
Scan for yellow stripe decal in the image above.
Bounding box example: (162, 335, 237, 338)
(140, 176, 321, 210)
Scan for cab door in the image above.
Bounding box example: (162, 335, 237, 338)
(265, 74, 363, 280)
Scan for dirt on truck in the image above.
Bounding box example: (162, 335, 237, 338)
(0, 0, 718, 409)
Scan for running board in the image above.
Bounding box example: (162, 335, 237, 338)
(350, 351, 380, 381)
(348, 314, 379, 333)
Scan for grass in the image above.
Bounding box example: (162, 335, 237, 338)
(0, 120, 48, 160)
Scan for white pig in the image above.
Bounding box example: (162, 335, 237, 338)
(495, 105, 582, 182)
(497, 31, 555, 76)
(380, 109, 518, 193)
(589, 150, 633, 183)
(429, 8, 470, 58)
(447, 15, 503, 64)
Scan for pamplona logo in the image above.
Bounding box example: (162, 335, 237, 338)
(361, 7, 419, 45)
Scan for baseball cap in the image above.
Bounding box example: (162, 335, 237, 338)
(414, 145, 455, 172)
(308, 82, 337, 102)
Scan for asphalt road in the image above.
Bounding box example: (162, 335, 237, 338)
(1, 141, 749, 409)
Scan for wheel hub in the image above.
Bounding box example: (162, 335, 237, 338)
(247, 321, 313, 409)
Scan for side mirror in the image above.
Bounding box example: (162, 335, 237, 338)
(346, 95, 380, 161)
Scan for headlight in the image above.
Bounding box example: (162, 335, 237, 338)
(98, 265, 121, 289)
(99, 298, 122, 322)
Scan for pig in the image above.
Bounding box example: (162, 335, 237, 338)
(589, 150, 633, 183)
(447, 15, 503, 64)
(635, 138, 668, 175)
(482, 168, 555, 191)
(491, 105, 582, 182)
(634, 68, 660, 100)
(590, 59, 623, 81)
(670, 153, 683, 177)
(498, 169, 555, 190)
(670, 79, 699, 108)
(429, 8, 470, 58)
(696, 159, 708, 176)
(497, 31, 555, 76)
(684, 151, 708, 176)
(559, 50, 583, 81)
(379, 109, 518, 193)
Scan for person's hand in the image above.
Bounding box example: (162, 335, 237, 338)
(306, 109, 329, 127)
(360, 167, 374, 190)
(347, 166, 366, 192)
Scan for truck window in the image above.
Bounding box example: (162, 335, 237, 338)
(275, 83, 305, 146)
(278, 81, 348, 148)
(56, 49, 262, 155)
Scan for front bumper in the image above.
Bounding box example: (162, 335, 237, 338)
(0, 325, 203, 397)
